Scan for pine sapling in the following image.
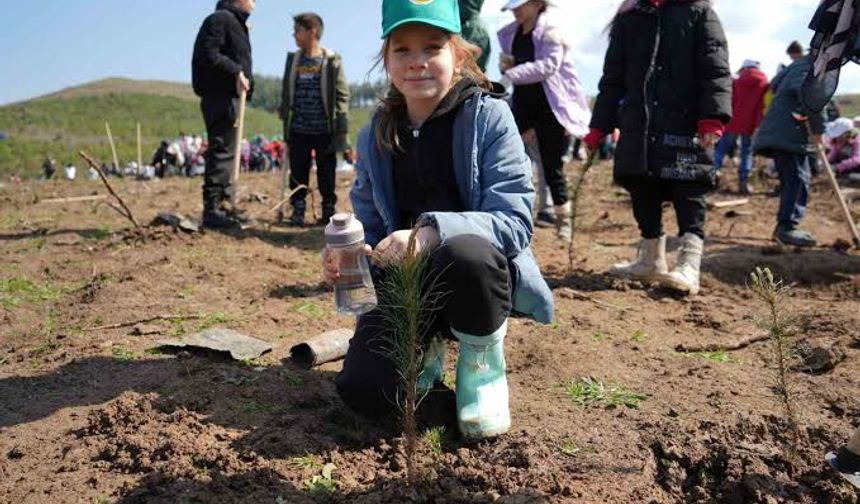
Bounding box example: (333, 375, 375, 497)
(749, 267, 802, 464)
(374, 230, 447, 485)
(568, 151, 598, 272)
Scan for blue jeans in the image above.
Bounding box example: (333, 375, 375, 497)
(775, 152, 811, 228)
(714, 133, 753, 180)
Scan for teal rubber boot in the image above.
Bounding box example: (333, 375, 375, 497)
(453, 321, 511, 440)
(417, 337, 446, 392)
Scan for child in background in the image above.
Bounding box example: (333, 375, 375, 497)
(826, 117, 860, 176)
(584, 0, 731, 296)
(323, 0, 553, 440)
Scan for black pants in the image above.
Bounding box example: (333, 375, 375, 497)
(335, 235, 512, 419)
(514, 91, 570, 205)
(200, 96, 237, 207)
(288, 132, 337, 212)
(623, 176, 708, 240)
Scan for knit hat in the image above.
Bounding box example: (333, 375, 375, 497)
(381, 0, 461, 39)
(741, 59, 760, 69)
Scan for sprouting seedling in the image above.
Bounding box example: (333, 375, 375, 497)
(749, 267, 802, 466)
(568, 151, 598, 272)
(373, 228, 449, 485)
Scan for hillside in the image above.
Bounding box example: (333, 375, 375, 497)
(0, 78, 283, 177)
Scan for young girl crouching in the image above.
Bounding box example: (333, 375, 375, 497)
(321, 0, 553, 440)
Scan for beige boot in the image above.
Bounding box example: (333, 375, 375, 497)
(555, 202, 572, 241)
(608, 235, 669, 281)
(661, 233, 703, 295)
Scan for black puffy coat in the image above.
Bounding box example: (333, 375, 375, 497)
(590, 0, 731, 185)
(192, 1, 254, 100)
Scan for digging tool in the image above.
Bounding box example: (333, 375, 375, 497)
(805, 121, 860, 247)
(277, 144, 291, 222)
(826, 427, 860, 489)
(231, 89, 248, 205)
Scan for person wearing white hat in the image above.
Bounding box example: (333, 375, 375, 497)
(497, 0, 590, 241)
(714, 57, 770, 194)
(825, 117, 860, 175)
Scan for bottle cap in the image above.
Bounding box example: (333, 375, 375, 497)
(324, 212, 365, 247)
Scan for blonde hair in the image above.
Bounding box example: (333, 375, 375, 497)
(374, 34, 492, 154)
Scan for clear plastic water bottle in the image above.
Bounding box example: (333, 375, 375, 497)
(324, 213, 377, 315)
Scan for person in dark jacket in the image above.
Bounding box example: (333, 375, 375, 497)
(753, 56, 826, 247)
(279, 12, 350, 226)
(191, 0, 255, 229)
(714, 59, 770, 194)
(458, 0, 490, 71)
(583, 0, 731, 296)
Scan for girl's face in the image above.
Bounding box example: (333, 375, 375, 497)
(512, 0, 541, 26)
(386, 24, 460, 107)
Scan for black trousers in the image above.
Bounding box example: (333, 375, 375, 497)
(200, 96, 237, 207)
(514, 91, 570, 205)
(622, 176, 709, 240)
(288, 132, 337, 211)
(335, 235, 512, 419)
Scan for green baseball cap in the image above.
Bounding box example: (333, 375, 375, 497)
(381, 0, 462, 39)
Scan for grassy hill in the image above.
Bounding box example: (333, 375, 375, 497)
(0, 78, 285, 177)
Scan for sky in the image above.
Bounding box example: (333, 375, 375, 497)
(2, 0, 860, 106)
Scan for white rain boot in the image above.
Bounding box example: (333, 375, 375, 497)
(609, 235, 669, 281)
(555, 202, 572, 241)
(661, 233, 704, 295)
(453, 321, 510, 440)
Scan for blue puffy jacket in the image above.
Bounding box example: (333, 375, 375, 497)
(350, 93, 554, 323)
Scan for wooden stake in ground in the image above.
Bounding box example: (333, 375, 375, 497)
(568, 151, 599, 272)
(105, 121, 120, 173)
(805, 121, 860, 247)
(78, 151, 140, 228)
(231, 89, 248, 205)
(136, 122, 143, 170)
(277, 145, 291, 222)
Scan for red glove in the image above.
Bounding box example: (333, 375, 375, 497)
(697, 119, 723, 139)
(583, 128, 605, 152)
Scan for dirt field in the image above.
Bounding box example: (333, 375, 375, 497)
(1, 163, 859, 503)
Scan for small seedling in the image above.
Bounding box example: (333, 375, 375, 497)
(559, 437, 596, 458)
(290, 454, 323, 470)
(565, 376, 645, 409)
(0, 357, 8, 366)
(631, 329, 648, 343)
(591, 331, 605, 343)
(178, 285, 196, 299)
(303, 463, 337, 494)
(749, 267, 802, 464)
(422, 426, 445, 455)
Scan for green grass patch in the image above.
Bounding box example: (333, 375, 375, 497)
(293, 301, 326, 319)
(631, 329, 648, 343)
(565, 376, 646, 409)
(691, 350, 734, 364)
(111, 345, 137, 361)
(559, 437, 597, 458)
(81, 228, 112, 241)
(290, 454, 323, 470)
(0, 277, 64, 309)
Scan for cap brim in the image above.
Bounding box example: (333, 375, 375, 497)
(502, 0, 536, 10)
(381, 18, 460, 39)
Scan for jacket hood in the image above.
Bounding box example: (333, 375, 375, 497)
(425, 78, 492, 123)
(216, 0, 250, 23)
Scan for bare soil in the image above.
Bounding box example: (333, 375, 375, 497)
(1, 164, 859, 503)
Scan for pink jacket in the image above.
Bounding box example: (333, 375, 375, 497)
(498, 14, 590, 137)
(828, 134, 860, 174)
